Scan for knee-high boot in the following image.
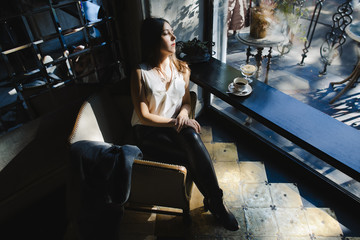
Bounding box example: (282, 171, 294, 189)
(179, 128, 239, 231)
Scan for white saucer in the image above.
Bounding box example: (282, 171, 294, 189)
(228, 82, 252, 96)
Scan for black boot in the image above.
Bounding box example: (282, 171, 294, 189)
(203, 190, 239, 231)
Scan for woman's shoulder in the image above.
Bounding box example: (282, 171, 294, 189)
(139, 63, 152, 71)
(132, 63, 151, 76)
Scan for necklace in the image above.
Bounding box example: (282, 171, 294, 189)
(156, 64, 172, 83)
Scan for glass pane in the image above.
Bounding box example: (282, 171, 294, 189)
(0, 58, 9, 82)
(47, 61, 71, 82)
(20, 76, 48, 99)
(93, 44, 114, 82)
(38, 37, 65, 59)
(76, 72, 97, 84)
(38, 38, 63, 59)
(71, 52, 94, 81)
(27, 11, 57, 40)
(93, 44, 112, 68)
(64, 29, 87, 50)
(88, 21, 108, 45)
(0, 3, 21, 19)
(7, 48, 39, 75)
(20, 0, 50, 12)
(0, 101, 29, 134)
(56, 3, 82, 32)
(0, 85, 18, 109)
(0, 17, 29, 51)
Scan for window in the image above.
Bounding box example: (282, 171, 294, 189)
(0, 0, 120, 135)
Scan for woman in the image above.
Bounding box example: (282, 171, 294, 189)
(130, 17, 239, 231)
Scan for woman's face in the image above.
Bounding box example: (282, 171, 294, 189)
(160, 22, 176, 56)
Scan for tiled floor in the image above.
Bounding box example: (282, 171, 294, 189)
(118, 124, 360, 239)
(1, 109, 359, 240)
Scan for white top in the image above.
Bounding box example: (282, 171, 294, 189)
(131, 63, 186, 126)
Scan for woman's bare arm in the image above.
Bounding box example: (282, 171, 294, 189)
(175, 68, 201, 133)
(130, 68, 176, 127)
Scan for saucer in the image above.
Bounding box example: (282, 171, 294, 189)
(228, 82, 252, 96)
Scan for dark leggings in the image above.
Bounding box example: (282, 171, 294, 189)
(133, 125, 222, 198)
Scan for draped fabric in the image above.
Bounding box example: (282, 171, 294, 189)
(68, 140, 143, 240)
(227, 0, 248, 32)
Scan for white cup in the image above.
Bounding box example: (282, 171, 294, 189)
(233, 77, 249, 91)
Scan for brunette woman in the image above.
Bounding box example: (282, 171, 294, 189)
(130, 17, 239, 231)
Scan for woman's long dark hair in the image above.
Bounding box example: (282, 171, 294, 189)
(141, 17, 189, 73)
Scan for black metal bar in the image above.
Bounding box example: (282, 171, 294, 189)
(299, 0, 325, 66)
(245, 46, 252, 63)
(21, 15, 53, 85)
(264, 47, 273, 84)
(49, 0, 69, 54)
(2, 20, 28, 73)
(319, 0, 353, 75)
(203, 0, 213, 51)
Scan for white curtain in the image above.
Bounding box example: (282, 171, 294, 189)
(212, 0, 229, 63)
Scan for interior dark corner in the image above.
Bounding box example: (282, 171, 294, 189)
(1, 0, 360, 239)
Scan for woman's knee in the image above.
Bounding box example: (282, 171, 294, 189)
(180, 127, 202, 144)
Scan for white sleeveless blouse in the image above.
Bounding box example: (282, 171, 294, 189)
(131, 63, 186, 126)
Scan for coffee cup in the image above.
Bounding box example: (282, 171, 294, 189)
(233, 77, 249, 91)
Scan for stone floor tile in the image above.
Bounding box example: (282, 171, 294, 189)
(185, 188, 246, 238)
(119, 210, 156, 236)
(190, 185, 205, 211)
(120, 208, 157, 223)
(305, 208, 343, 237)
(190, 209, 231, 237)
(275, 207, 310, 237)
(119, 234, 157, 240)
(204, 142, 214, 159)
(212, 142, 238, 162)
(195, 236, 246, 240)
(156, 189, 244, 239)
(200, 126, 213, 143)
(232, 207, 247, 234)
(239, 161, 268, 183)
(242, 183, 273, 208)
(220, 181, 243, 208)
(244, 207, 279, 237)
(269, 183, 303, 208)
(247, 237, 278, 240)
(190, 207, 247, 239)
(155, 213, 192, 239)
(280, 237, 311, 240)
(214, 161, 241, 184)
(314, 237, 343, 240)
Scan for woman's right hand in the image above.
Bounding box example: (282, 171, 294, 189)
(176, 118, 201, 134)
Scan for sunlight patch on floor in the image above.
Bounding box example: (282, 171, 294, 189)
(119, 126, 349, 239)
